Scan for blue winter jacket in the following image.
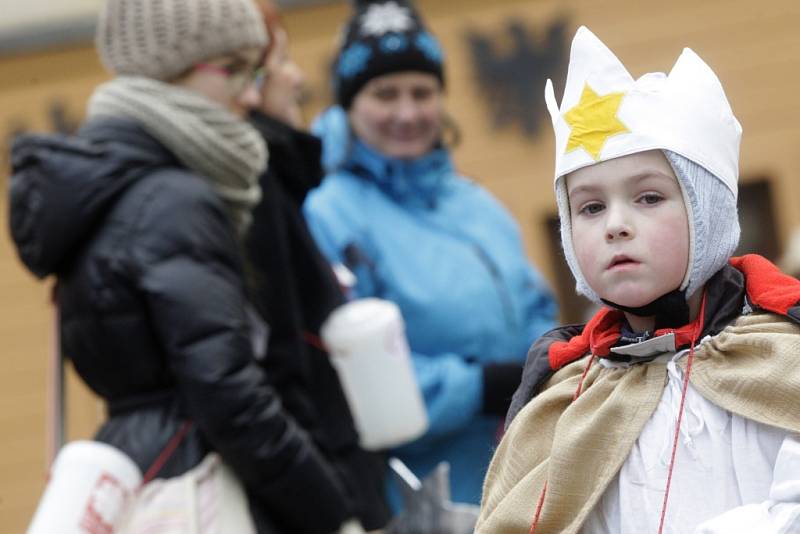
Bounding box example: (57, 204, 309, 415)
(304, 107, 557, 505)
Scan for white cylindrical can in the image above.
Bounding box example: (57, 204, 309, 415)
(321, 298, 428, 450)
(28, 440, 142, 534)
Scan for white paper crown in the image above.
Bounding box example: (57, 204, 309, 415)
(545, 26, 742, 197)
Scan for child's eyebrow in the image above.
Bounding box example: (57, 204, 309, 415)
(567, 169, 675, 197)
(626, 170, 678, 189)
(567, 184, 599, 197)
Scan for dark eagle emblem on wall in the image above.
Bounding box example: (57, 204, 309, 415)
(466, 18, 569, 138)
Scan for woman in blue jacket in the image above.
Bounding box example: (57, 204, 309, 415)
(303, 0, 558, 507)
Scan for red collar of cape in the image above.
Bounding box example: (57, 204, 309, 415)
(549, 255, 800, 371)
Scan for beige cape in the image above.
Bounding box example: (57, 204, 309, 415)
(477, 312, 800, 533)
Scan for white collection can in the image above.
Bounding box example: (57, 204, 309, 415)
(321, 298, 428, 450)
(28, 440, 142, 534)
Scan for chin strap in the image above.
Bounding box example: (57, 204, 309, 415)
(601, 288, 689, 329)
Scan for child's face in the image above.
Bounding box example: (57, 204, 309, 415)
(566, 150, 690, 308)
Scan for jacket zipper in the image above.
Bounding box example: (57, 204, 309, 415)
(472, 244, 518, 331)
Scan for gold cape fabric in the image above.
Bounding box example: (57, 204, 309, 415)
(477, 312, 800, 533)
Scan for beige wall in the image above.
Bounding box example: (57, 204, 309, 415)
(0, 0, 100, 31)
(2, 0, 799, 530)
(0, 43, 110, 532)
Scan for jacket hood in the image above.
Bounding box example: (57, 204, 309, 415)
(312, 105, 352, 173)
(9, 118, 178, 278)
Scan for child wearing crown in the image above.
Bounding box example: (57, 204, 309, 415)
(476, 27, 800, 534)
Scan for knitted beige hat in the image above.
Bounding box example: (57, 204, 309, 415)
(96, 0, 268, 81)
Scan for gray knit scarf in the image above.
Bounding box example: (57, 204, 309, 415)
(87, 76, 267, 234)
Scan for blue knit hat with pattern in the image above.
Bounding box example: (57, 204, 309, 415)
(334, 0, 445, 108)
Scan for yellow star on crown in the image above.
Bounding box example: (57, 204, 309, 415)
(563, 83, 629, 160)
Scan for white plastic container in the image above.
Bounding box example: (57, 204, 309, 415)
(28, 440, 142, 534)
(321, 298, 428, 450)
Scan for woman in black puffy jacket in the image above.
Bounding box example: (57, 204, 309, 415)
(9, 1, 365, 532)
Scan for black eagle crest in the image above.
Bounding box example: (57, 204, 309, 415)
(466, 17, 569, 138)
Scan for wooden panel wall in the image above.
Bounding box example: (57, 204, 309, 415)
(1, 0, 799, 530)
(0, 44, 110, 532)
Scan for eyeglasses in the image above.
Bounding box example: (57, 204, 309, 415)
(195, 60, 265, 94)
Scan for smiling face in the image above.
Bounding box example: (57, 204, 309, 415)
(348, 71, 443, 160)
(566, 150, 690, 312)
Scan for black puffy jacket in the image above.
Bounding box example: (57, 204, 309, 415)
(9, 118, 354, 533)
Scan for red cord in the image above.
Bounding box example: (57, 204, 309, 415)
(573, 354, 597, 400)
(656, 343, 696, 533)
(303, 330, 327, 352)
(529, 481, 548, 534)
(657, 295, 706, 533)
(142, 421, 193, 484)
